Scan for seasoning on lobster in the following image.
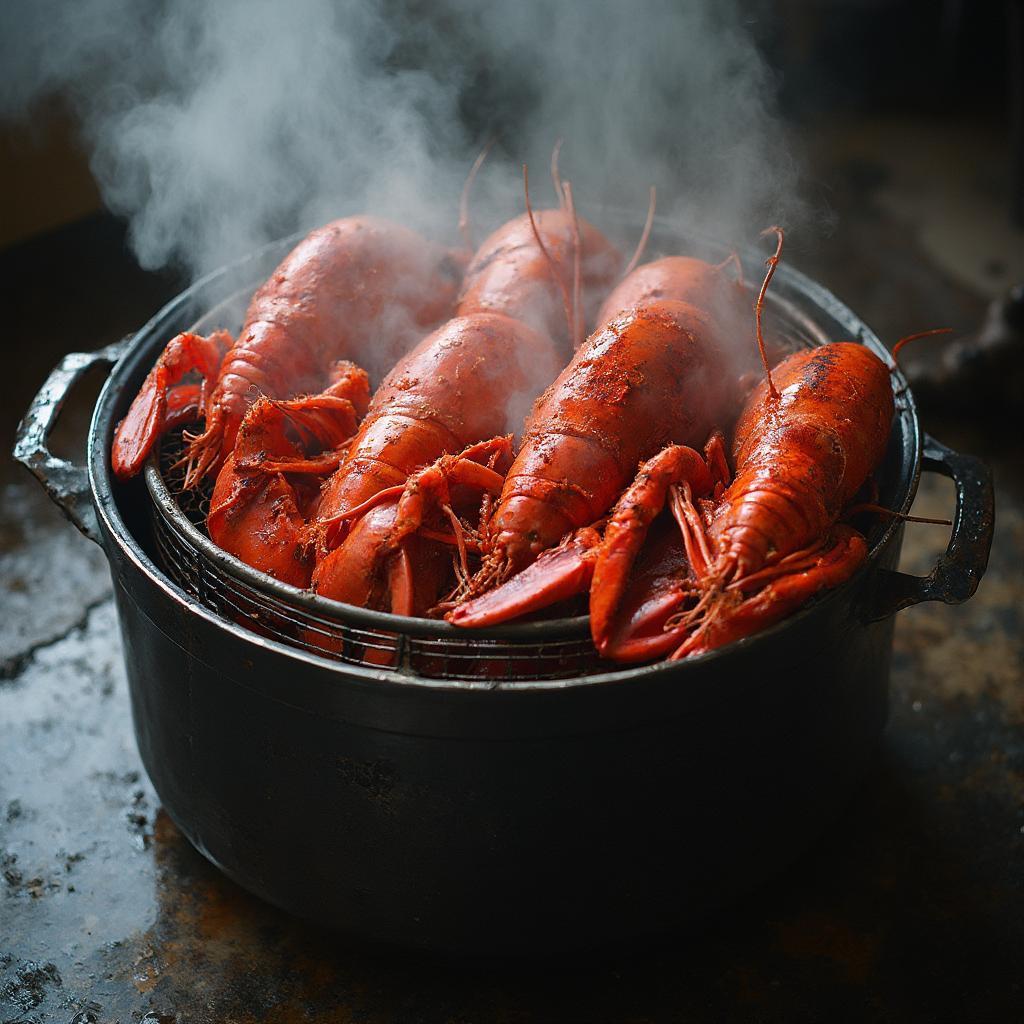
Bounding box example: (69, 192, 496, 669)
(207, 174, 622, 609)
(445, 249, 751, 630)
(591, 228, 900, 660)
(306, 183, 622, 612)
(110, 216, 465, 484)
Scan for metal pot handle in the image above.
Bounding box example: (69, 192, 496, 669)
(12, 337, 132, 545)
(866, 433, 994, 621)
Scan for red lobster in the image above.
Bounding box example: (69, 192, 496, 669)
(306, 198, 622, 612)
(657, 339, 895, 658)
(208, 192, 621, 610)
(446, 251, 750, 632)
(587, 229, 899, 660)
(111, 216, 464, 484)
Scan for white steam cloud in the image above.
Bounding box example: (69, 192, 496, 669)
(0, 0, 806, 279)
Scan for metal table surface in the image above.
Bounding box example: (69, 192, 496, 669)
(2, 118, 1022, 1022)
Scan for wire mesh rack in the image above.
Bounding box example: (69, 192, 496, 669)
(147, 433, 601, 682)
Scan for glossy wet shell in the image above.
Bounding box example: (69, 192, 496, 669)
(457, 209, 622, 352)
(199, 215, 465, 459)
(712, 342, 896, 568)
(490, 300, 735, 570)
(316, 313, 562, 522)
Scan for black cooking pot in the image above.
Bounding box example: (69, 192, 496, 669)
(13, 226, 994, 955)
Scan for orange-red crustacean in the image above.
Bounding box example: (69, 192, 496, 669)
(110, 216, 464, 484)
(306, 193, 623, 612)
(207, 177, 622, 609)
(446, 249, 750, 631)
(660, 340, 895, 659)
(204, 362, 371, 587)
(592, 229, 900, 660)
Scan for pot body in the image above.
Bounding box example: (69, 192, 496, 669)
(107, 522, 895, 954)
(16, 223, 992, 954)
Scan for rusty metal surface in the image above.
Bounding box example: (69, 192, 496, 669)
(3, 127, 1023, 1021)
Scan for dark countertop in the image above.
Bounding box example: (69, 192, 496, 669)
(2, 117, 1022, 1023)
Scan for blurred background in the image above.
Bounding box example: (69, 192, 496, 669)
(1, 2, 1021, 1021)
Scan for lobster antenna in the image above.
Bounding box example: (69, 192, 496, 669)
(844, 502, 952, 527)
(715, 251, 747, 288)
(562, 180, 584, 349)
(550, 137, 566, 210)
(459, 139, 495, 254)
(523, 163, 575, 349)
(621, 186, 656, 280)
(754, 225, 784, 402)
(890, 327, 954, 365)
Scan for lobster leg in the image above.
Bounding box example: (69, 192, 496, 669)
(589, 444, 713, 654)
(390, 437, 513, 550)
(112, 329, 232, 480)
(670, 525, 869, 659)
(704, 429, 731, 496)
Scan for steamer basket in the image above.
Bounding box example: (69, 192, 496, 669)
(140, 228, 890, 682)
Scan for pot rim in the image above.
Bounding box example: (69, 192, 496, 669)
(87, 222, 922, 692)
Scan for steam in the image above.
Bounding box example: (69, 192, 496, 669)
(0, 0, 805, 280)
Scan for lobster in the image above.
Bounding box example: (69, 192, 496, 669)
(445, 250, 750, 631)
(111, 216, 464, 484)
(657, 339, 895, 659)
(207, 186, 622, 611)
(305, 192, 623, 612)
(582, 228, 900, 660)
(309, 313, 561, 611)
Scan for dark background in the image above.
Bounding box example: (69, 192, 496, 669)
(2, 2, 1022, 1022)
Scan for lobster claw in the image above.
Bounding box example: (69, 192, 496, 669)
(313, 500, 463, 617)
(451, 442, 718, 648)
(589, 444, 713, 655)
(594, 519, 695, 663)
(111, 330, 232, 480)
(446, 529, 602, 627)
(313, 437, 514, 615)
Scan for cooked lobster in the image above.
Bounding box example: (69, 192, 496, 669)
(205, 189, 621, 609)
(307, 194, 623, 611)
(446, 252, 749, 629)
(111, 216, 464, 484)
(660, 340, 895, 659)
(309, 313, 561, 611)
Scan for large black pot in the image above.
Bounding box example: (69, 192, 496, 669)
(14, 226, 994, 955)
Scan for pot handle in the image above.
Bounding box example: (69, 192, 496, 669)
(866, 433, 994, 621)
(12, 337, 132, 545)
